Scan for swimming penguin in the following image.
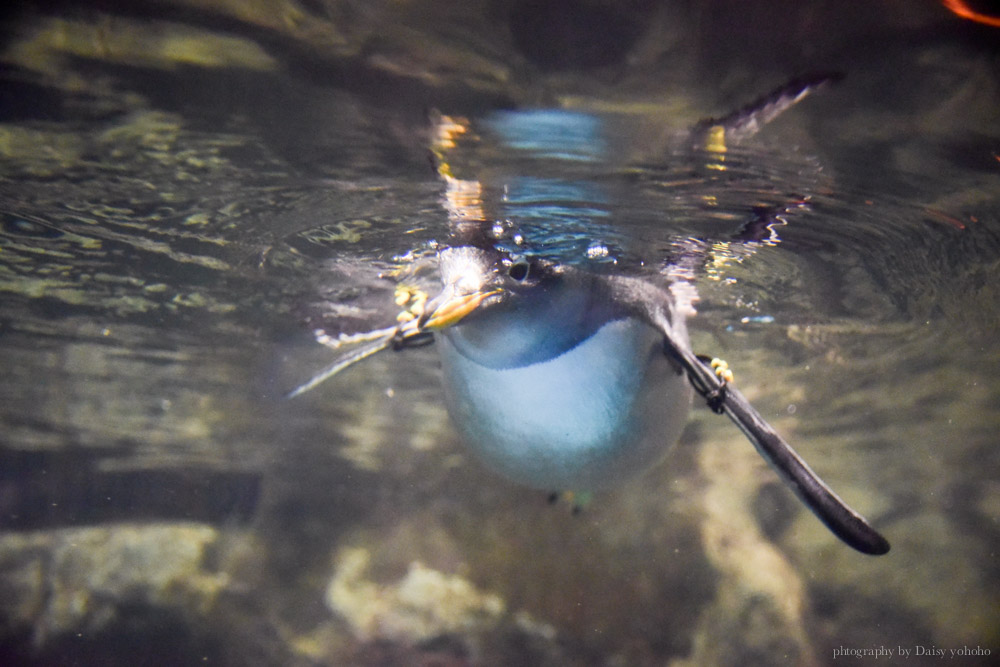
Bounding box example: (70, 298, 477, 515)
(289, 76, 890, 556)
(433, 246, 692, 492)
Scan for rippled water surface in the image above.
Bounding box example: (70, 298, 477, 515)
(1, 2, 998, 665)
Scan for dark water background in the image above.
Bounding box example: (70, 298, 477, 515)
(0, 1, 998, 665)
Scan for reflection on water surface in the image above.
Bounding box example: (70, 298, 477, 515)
(1, 1, 998, 665)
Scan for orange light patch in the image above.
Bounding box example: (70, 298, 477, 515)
(942, 0, 1000, 27)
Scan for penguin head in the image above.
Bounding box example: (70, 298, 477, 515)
(432, 246, 621, 369)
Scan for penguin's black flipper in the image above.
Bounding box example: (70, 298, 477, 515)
(713, 377, 891, 555)
(606, 272, 890, 555)
(286, 333, 397, 398)
(286, 323, 436, 398)
(692, 72, 844, 147)
(668, 328, 889, 555)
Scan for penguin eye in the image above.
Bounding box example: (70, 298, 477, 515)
(508, 260, 530, 282)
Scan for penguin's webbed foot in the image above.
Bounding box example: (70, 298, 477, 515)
(547, 490, 591, 515)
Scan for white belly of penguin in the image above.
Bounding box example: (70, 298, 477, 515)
(438, 317, 692, 490)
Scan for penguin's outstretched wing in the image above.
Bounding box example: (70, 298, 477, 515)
(691, 72, 844, 147)
(604, 272, 890, 556)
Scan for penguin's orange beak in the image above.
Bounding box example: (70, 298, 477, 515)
(420, 287, 500, 330)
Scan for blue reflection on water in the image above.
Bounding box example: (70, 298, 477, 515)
(482, 110, 620, 265)
(484, 109, 607, 162)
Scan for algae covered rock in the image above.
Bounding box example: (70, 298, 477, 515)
(0, 523, 227, 646)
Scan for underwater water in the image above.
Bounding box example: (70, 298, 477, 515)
(0, 1, 998, 665)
